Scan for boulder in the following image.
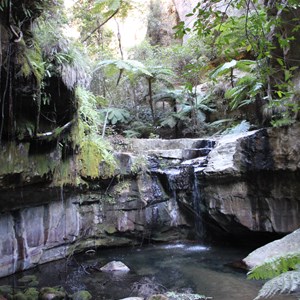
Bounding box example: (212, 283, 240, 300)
(198, 126, 300, 236)
(243, 228, 300, 269)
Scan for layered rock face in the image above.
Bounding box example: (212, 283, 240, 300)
(0, 138, 211, 278)
(199, 124, 300, 237)
(1, 124, 300, 277)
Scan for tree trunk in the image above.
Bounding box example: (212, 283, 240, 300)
(148, 78, 155, 123)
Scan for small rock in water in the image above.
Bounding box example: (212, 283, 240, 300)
(100, 260, 130, 272)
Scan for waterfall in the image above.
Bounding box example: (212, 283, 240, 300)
(192, 170, 205, 240)
(165, 168, 181, 227)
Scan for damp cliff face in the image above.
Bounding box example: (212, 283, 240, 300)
(1, 126, 300, 278)
(198, 124, 300, 237)
(0, 138, 214, 278)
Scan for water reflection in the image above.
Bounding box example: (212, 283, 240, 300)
(0, 242, 296, 300)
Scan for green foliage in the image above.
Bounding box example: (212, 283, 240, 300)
(130, 154, 148, 174)
(225, 75, 263, 110)
(176, 0, 300, 126)
(76, 86, 105, 134)
(209, 59, 264, 110)
(210, 60, 256, 79)
(254, 271, 300, 300)
(160, 90, 214, 129)
(35, 19, 90, 89)
(123, 129, 141, 138)
(248, 253, 300, 280)
(95, 59, 153, 78)
(100, 107, 131, 125)
(19, 42, 45, 84)
(75, 86, 117, 179)
(78, 136, 116, 179)
(73, 0, 134, 57)
(249, 253, 300, 300)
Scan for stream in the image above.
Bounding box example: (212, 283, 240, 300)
(0, 242, 296, 300)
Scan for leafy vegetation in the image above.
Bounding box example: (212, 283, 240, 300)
(247, 253, 300, 299)
(175, 0, 300, 127)
(248, 253, 300, 280)
(2, 0, 300, 183)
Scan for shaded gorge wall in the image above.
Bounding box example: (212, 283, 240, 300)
(1, 126, 300, 277)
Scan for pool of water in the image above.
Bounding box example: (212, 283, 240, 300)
(1, 242, 297, 300)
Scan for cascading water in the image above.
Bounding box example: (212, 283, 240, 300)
(192, 171, 205, 240)
(165, 168, 182, 227)
(180, 139, 216, 240)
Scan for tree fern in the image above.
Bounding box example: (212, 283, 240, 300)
(99, 107, 131, 125)
(248, 254, 300, 280)
(254, 271, 300, 300)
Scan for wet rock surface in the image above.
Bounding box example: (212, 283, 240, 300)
(1, 125, 300, 277)
(243, 228, 300, 269)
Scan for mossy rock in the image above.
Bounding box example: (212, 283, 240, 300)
(39, 287, 66, 300)
(103, 225, 117, 235)
(71, 290, 92, 300)
(24, 288, 39, 300)
(12, 292, 27, 300)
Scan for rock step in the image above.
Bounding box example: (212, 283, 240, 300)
(146, 147, 213, 160)
(129, 138, 216, 153)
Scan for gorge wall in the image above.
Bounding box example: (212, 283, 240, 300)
(1, 125, 300, 277)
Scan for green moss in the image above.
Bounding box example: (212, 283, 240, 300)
(72, 290, 92, 300)
(0, 143, 29, 175)
(39, 287, 66, 299)
(31, 154, 57, 177)
(24, 288, 39, 300)
(12, 292, 27, 300)
(78, 137, 117, 179)
(131, 155, 148, 174)
(20, 41, 45, 84)
(114, 180, 131, 194)
(52, 159, 82, 187)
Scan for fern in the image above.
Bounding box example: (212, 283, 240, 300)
(254, 271, 300, 300)
(94, 59, 153, 77)
(99, 107, 131, 125)
(248, 254, 300, 280)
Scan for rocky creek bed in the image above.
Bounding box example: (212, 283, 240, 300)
(0, 242, 296, 300)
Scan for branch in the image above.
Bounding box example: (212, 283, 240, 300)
(35, 120, 74, 141)
(82, 8, 120, 43)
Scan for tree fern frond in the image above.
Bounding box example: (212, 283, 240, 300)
(248, 254, 300, 280)
(254, 271, 300, 300)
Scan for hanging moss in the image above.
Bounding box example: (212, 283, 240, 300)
(19, 41, 45, 84)
(78, 137, 117, 179)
